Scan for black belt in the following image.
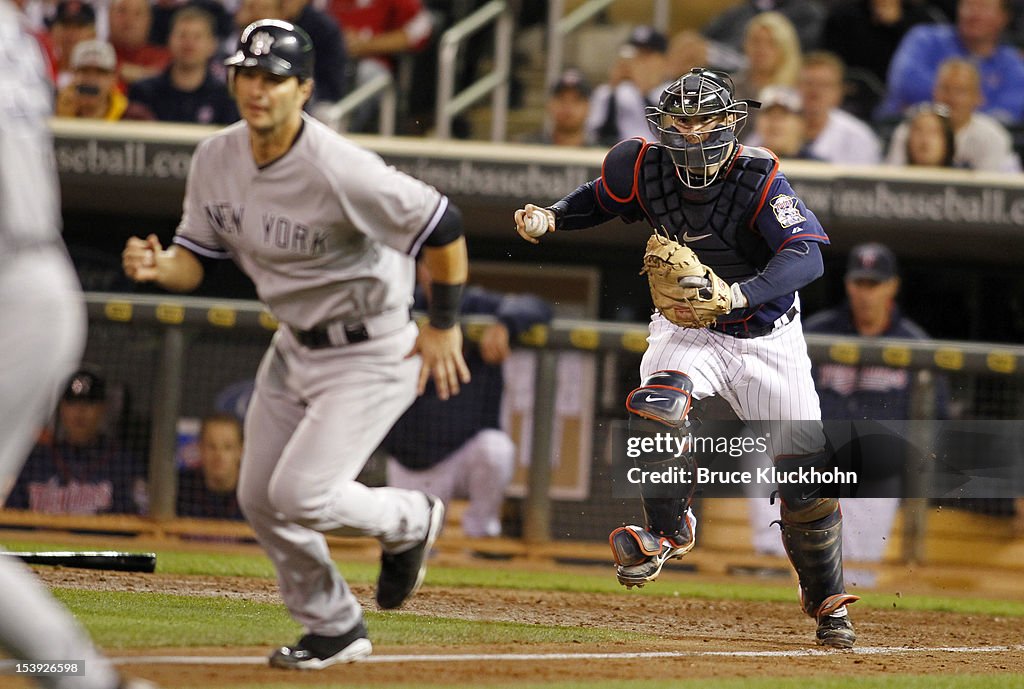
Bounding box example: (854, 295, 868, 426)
(715, 305, 798, 339)
(294, 322, 370, 349)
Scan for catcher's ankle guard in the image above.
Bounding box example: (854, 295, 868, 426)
(609, 525, 664, 567)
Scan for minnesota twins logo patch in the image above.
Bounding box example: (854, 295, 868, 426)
(250, 31, 276, 55)
(770, 194, 806, 228)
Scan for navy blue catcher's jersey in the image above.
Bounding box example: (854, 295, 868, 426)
(595, 139, 829, 333)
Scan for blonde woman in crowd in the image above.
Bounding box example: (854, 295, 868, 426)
(732, 12, 802, 138)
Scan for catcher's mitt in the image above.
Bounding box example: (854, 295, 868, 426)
(641, 233, 732, 328)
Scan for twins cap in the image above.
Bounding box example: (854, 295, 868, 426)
(71, 39, 117, 72)
(846, 243, 899, 282)
(63, 369, 107, 403)
(551, 68, 592, 97)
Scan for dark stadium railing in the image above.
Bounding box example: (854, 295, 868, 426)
(60, 292, 1023, 558)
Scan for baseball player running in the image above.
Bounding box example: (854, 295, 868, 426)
(514, 68, 858, 648)
(0, 2, 156, 687)
(122, 20, 470, 669)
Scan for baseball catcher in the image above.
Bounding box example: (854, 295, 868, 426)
(515, 67, 858, 649)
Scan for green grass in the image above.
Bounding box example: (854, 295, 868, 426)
(10, 539, 1024, 618)
(50, 589, 642, 649)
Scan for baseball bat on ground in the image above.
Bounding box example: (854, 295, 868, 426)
(6, 551, 157, 573)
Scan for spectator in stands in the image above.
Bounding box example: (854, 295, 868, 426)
(797, 51, 882, 164)
(176, 413, 244, 520)
(885, 59, 1023, 171)
(824, 0, 940, 85)
(893, 104, 958, 167)
(879, 0, 1024, 124)
(150, 0, 233, 47)
(586, 25, 670, 147)
(129, 7, 238, 125)
(109, 0, 172, 84)
(702, 0, 825, 52)
(731, 12, 802, 140)
(281, 0, 349, 113)
(4, 369, 148, 515)
(821, 0, 939, 119)
(519, 68, 594, 147)
(749, 85, 820, 160)
(329, 0, 434, 132)
(47, 0, 97, 89)
(55, 39, 151, 120)
(382, 271, 553, 539)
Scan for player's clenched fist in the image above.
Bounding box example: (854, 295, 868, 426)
(513, 203, 554, 244)
(122, 234, 164, 282)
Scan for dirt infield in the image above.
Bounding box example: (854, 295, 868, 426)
(22, 567, 1024, 687)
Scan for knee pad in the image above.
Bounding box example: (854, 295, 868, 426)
(774, 451, 838, 523)
(626, 370, 693, 430)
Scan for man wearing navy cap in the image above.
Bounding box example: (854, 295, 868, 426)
(804, 242, 947, 420)
(4, 368, 149, 515)
(586, 25, 672, 146)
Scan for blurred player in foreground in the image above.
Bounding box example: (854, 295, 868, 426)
(122, 19, 469, 670)
(0, 2, 157, 686)
(515, 68, 859, 648)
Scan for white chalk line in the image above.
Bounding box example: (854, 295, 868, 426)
(107, 645, 1024, 666)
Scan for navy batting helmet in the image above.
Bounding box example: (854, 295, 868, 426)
(225, 20, 314, 81)
(646, 68, 752, 188)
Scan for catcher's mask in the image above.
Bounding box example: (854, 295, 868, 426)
(646, 68, 754, 188)
(225, 19, 314, 82)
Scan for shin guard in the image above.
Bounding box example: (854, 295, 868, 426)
(775, 452, 859, 618)
(625, 370, 697, 542)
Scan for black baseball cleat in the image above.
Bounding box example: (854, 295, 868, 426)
(816, 613, 856, 649)
(376, 494, 445, 609)
(269, 621, 372, 669)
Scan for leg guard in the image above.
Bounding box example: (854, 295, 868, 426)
(625, 370, 697, 541)
(774, 452, 859, 648)
(611, 371, 699, 587)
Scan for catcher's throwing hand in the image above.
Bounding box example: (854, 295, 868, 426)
(407, 324, 472, 400)
(513, 203, 555, 244)
(642, 233, 734, 328)
(122, 234, 164, 282)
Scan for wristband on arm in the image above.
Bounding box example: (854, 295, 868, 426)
(428, 282, 464, 329)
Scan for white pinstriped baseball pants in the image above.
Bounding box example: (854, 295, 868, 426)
(640, 304, 824, 458)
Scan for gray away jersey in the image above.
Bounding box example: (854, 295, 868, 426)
(174, 113, 447, 329)
(0, 0, 61, 254)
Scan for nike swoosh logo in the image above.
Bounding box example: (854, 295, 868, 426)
(645, 395, 670, 402)
(800, 490, 819, 501)
(682, 232, 712, 242)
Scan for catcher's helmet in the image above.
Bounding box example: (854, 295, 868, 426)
(646, 68, 751, 188)
(225, 19, 314, 81)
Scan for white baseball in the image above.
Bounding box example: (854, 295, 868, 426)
(524, 210, 549, 238)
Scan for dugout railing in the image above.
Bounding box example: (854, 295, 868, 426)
(3, 292, 1022, 568)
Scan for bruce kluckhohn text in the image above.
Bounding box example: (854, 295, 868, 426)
(625, 465, 859, 487)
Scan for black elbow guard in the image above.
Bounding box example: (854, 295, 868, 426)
(422, 201, 464, 248)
